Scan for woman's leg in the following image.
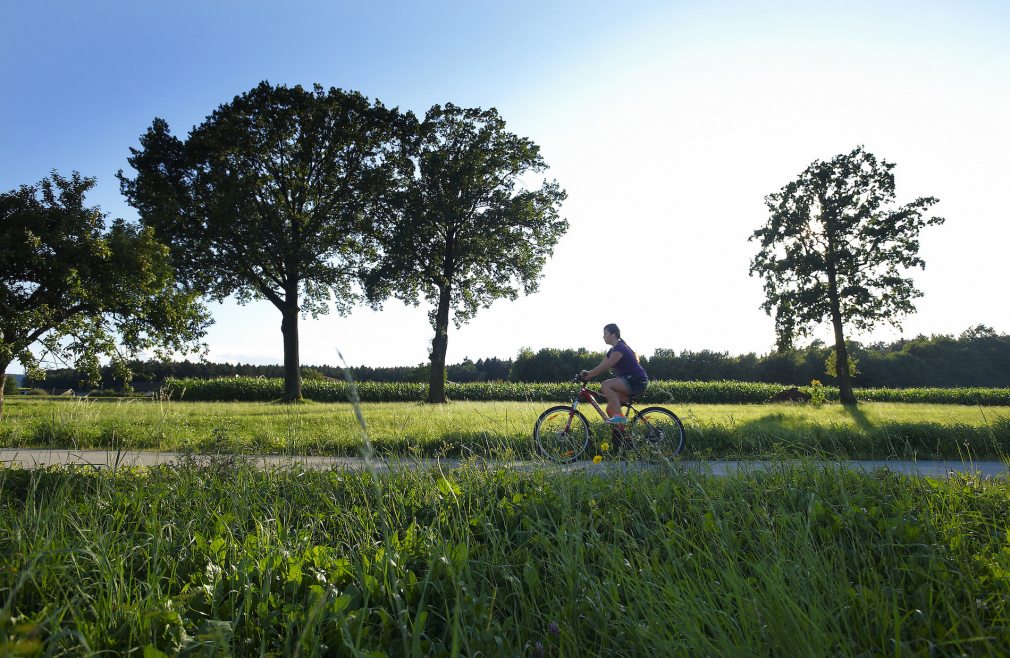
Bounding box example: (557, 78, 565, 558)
(601, 377, 630, 418)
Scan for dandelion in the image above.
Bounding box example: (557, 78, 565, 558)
(600, 442, 610, 451)
(548, 622, 560, 636)
(593, 455, 602, 465)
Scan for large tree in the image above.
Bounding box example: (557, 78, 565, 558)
(118, 82, 409, 401)
(0, 171, 209, 417)
(749, 146, 943, 404)
(367, 104, 568, 403)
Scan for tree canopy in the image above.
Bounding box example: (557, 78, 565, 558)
(118, 81, 411, 400)
(749, 146, 943, 403)
(0, 171, 210, 416)
(366, 103, 568, 403)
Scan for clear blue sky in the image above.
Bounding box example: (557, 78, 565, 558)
(3, 1, 1008, 368)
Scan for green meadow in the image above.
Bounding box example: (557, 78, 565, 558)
(2, 397, 1008, 460)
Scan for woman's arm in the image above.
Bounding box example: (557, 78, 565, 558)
(580, 351, 623, 379)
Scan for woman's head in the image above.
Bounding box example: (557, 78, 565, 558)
(603, 323, 622, 345)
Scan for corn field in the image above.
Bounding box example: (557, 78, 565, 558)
(161, 377, 1010, 406)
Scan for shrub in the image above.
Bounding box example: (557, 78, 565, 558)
(810, 380, 826, 405)
(86, 389, 132, 398)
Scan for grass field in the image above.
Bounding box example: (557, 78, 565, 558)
(2, 397, 1008, 460)
(2, 457, 1009, 656)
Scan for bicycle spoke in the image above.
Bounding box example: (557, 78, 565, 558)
(628, 408, 685, 463)
(534, 405, 590, 463)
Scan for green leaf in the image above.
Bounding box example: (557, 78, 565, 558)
(437, 478, 460, 497)
(523, 562, 540, 589)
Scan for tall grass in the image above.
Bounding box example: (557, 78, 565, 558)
(2, 458, 1010, 655)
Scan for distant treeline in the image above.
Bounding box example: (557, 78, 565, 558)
(28, 357, 515, 390)
(508, 325, 1010, 388)
(25, 325, 1009, 390)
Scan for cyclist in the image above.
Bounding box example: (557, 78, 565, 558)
(579, 323, 648, 424)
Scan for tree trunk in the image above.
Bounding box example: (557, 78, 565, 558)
(0, 363, 8, 419)
(825, 269, 857, 405)
(427, 284, 451, 404)
(830, 311, 857, 405)
(281, 306, 302, 401)
(824, 212, 856, 405)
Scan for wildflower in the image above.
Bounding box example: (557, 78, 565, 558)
(532, 641, 545, 657)
(593, 455, 602, 465)
(600, 442, 610, 451)
(548, 622, 560, 636)
(977, 598, 988, 610)
(589, 500, 596, 507)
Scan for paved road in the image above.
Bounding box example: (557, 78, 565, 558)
(1, 449, 1007, 480)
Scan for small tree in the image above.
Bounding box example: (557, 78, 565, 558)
(119, 82, 410, 401)
(749, 146, 943, 404)
(367, 104, 567, 403)
(0, 171, 209, 417)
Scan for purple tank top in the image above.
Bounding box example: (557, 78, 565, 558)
(607, 341, 648, 378)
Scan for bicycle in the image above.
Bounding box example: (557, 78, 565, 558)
(533, 375, 685, 463)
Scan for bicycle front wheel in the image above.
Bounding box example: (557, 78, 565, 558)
(534, 406, 590, 463)
(628, 407, 685, 462)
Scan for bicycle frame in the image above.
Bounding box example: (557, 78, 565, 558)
(564, 380, 634, 430)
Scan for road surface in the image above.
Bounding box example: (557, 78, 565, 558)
(1, 449, 1006, 479)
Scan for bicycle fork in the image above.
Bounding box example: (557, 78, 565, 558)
(565, 398, 582, 431)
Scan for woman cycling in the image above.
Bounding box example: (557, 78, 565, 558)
(579, 323, 648, 424)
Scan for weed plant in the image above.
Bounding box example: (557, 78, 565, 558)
(3, 457, 1010, 656)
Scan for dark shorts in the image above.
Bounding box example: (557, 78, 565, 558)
(621, 375, 648, 396)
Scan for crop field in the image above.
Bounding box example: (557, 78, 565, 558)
(162, 377, 1010, 406)
(2, 397, 1009, 460)
(2, 457, 1010, 656)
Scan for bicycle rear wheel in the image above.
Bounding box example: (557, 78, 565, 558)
(627, 407, 685, 462)
(534, 406, 590, 463)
